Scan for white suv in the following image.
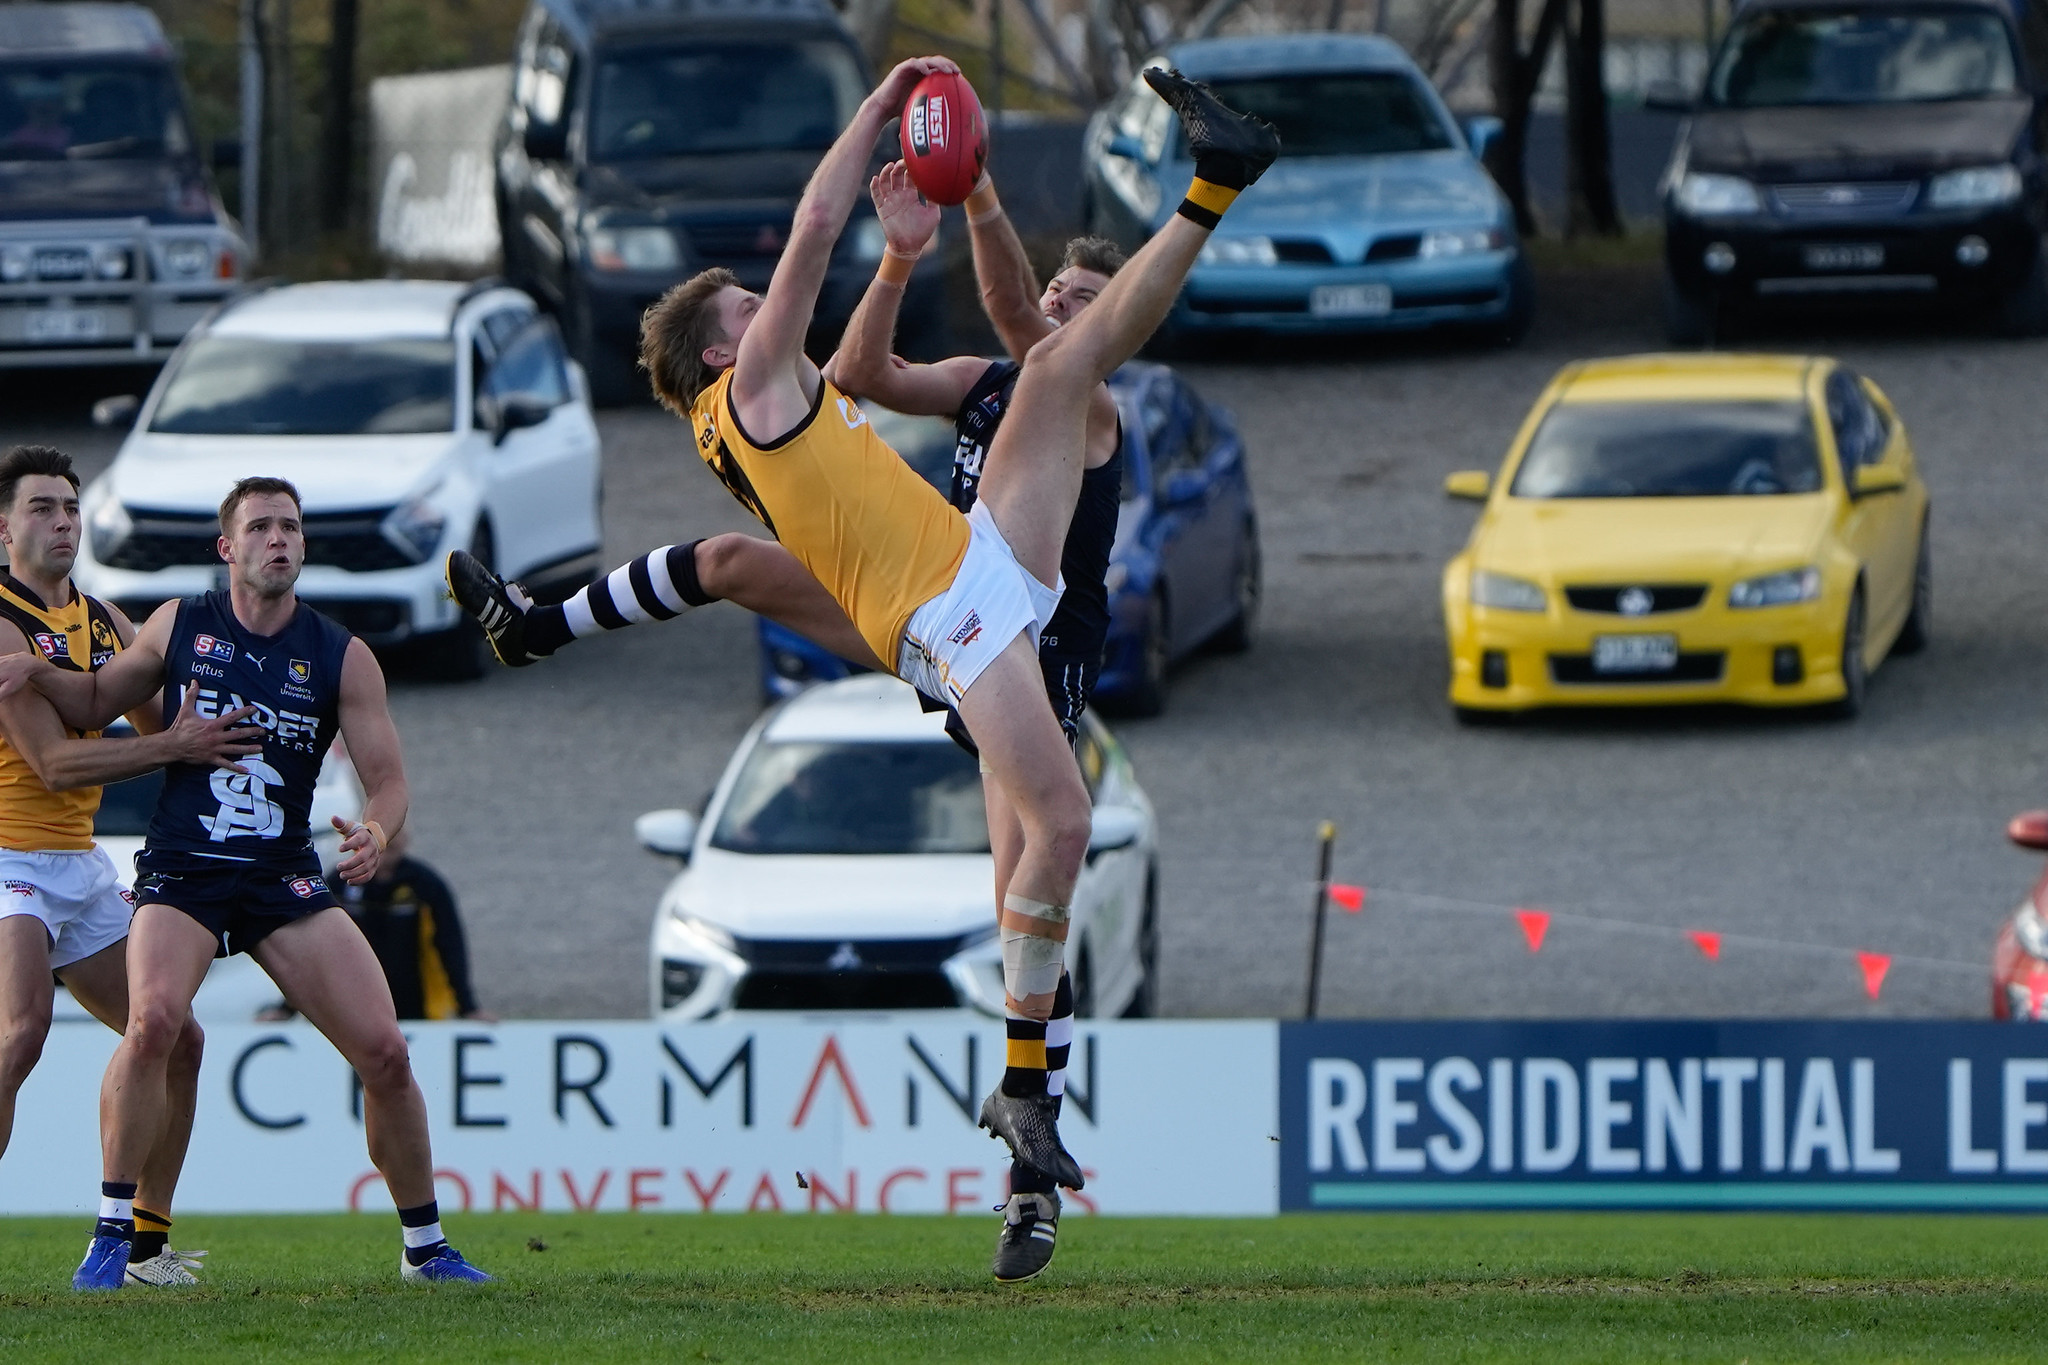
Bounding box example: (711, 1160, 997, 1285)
(77, 278, 603, 677)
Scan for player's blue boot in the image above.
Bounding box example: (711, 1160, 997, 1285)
(72, 1235, 131, 1291)
(400, 1246, 493, 1284)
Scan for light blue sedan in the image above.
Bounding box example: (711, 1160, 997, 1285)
(1082, 34, 1530, 343)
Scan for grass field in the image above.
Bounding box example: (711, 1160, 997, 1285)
(5, 1211, 2048, 1362)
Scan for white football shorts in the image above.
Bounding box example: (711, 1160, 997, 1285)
(0, 845, 137, 970)
(898, 502, 1065, 708)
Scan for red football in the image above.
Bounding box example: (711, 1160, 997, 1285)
(898, 70, 988, 207)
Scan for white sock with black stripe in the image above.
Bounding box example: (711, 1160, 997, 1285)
(525, 541, 718, 654)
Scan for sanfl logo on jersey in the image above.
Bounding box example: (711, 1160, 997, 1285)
(193, 634, 234, 663)
(836, 396, 869, 430)
(32, 632, 67, 661)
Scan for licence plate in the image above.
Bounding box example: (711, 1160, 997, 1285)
(25, 308, 107, 342)
(1310, 283, 1393, 318)
(1592, 634, 1679, 674)
(1803, 243, 1885, 272)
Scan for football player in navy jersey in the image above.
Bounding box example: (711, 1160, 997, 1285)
(0, 477, 491, 1288)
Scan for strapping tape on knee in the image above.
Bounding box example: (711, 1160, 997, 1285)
(1003, 894, 1069, 927)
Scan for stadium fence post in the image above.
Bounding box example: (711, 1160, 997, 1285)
(1304, 821, 1336, 1019)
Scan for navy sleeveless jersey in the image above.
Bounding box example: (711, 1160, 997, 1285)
(951, 360, 1121, 659)
(146, 591, 353, 860)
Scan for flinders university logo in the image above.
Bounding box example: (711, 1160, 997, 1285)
(288, 659, 312, 686)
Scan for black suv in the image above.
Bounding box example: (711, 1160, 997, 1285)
(494, 0, 938, 403)
(1658, 0, 2048, 340)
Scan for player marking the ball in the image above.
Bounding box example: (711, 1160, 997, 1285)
(448, 59, 1277, 1264)
(0, 478, 492, 1289)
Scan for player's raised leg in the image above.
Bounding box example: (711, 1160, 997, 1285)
(251, 906, 490, 1283)
(59, 938, 206, 1286)
(75, 904, 212, 1290)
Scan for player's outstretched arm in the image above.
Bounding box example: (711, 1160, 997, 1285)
(0, 677, 263, 793)
(333, 637, 408, 885)
(829, 161, 992, 416)
(963, 176, 1055, 362)
(0, 600, 177, 732)
(734, 56, 958, 429)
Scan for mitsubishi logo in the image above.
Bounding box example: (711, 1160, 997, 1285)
(826, 942, 863, 972)
(1617, 587, 1654, 616)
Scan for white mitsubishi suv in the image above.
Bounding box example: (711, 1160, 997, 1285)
(76, 278, 603, 677)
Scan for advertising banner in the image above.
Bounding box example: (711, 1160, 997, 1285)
(2, 1019, 1278, 1217)
(1282, 1021, 2048, 1211)
(369, 66, 509, 268)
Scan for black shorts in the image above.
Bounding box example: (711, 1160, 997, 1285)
(938, 652, 1102, 758)
(132, 847, 340, 958)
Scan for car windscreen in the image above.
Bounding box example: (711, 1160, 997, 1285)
(591, 41, 866, 160)
(0, 61, 190, 161)
(1193, 73, 1455, 156)
(1708, 8, 2019, 106)
(1510, 401, 1824, 498)
(710, 739, 989, 855)
(149, 338, 457, 435)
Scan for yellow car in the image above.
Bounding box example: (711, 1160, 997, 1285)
(1442, 353, 1930, 719)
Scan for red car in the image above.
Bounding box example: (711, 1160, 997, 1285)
(1992, 812, 2048, 1020)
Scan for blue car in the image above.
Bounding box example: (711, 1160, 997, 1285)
(758, 363, 1258, 716)
(1081, 34, 1531, 344)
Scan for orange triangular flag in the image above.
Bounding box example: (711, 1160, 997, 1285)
(1688, 930, 1721, 961)
(1858, 951, 1891, 999)
(1329, 883, 1365, 913)
(1515, 908, 1549, 952)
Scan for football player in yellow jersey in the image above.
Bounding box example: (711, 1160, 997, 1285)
(0, 445, 262, 1287)
(452, 59, 1276, 1214)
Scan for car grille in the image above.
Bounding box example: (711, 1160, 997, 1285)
(1769, 182, 1918, 218)
(1365, 234, 1422, 262)
(1564, 585, 1708, 614)
(727, 934, 970, 1011)
(684, 218, 794, 261)
(1273, 239, 1334, 264)
(1549, 652, 1726, 684)
(104, 508, 413, 573)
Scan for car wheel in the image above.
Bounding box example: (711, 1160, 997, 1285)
(570, 289, 641, 407)
(1120, 869, 1160, 1019)
(1999, 246, 2048, 337)
(1117, 591, 1170, 718)
(1892, 519, 1931, 657)
(1069, 941, 1095, 1020)
(1210, 522, 1260, 655)
(1662, 274, 1717, 347)
(1481, 256, 1535, 347)
(1826, 585, 1868, 719)
(418, 524, 493, 682)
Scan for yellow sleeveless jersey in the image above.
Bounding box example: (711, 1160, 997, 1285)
(692, 371, 970, 667)
(0, 576, 123, 851)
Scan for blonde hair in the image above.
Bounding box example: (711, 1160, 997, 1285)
(640, 268, 741, 415)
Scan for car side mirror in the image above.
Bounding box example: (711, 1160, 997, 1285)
(92, 394, 140, 429)
(485, 392, 553, 445)
(1851, 464, 1905, 497)
(2012, 811, 2048, 852)
(1644, 79, 1696, 113)
(1445, 470, 1492, 500)
(1087, 805, 1144, 855)
(1105, 132, 1146, 162)
(1461, 115, 1503, 160)
(523, 119, 568, 161)
(635, 808, 698, 860)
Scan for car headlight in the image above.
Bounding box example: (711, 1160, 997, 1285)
(1420, 227, 1501, 258)
(849, 218, 888, 263)
(0, 246, 27, 282)
(87, 495, 132, 560)
(2017, 903, 2048, 960)
(1926, 164, 2022, 211)
(1470, 569, 1546, 612)
(1198, 235, 1278, 267)
(1728, 566, 1821, 608)
(1673, 172, 1763, 216)
(668, 908, 736, 952)
(379, 498, 447, 563)
(93, 246, 130, 280)
(588, 225, 680, 273)
(161, 238, 212, 278)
